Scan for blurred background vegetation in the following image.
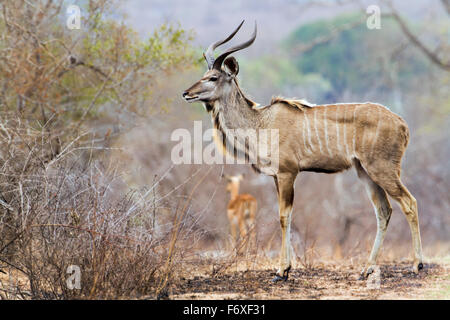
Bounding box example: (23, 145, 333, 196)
(0, 0, 448, 299)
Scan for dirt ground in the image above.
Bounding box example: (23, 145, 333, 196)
(1, 253, 448, 300)
(167, 255, 450, 300)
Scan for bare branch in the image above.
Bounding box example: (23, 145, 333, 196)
(386, 2, 450, 71)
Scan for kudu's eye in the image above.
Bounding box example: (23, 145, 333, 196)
(209, 76, 218, 82)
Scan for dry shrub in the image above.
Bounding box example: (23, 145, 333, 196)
(295, 223, 318, 270)
(0, 113, 197, 299)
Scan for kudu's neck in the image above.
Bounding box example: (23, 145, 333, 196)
(205, 81, 268, 163)
(208, 80, 261, 130)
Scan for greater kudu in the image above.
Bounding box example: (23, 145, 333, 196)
(182, 21, 423, 281)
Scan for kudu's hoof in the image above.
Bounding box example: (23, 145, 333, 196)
(271, 267, 290, 283)
(412, 262, 424, 274)
(358, 265, 376, 280)
(271, 274, 288, 283)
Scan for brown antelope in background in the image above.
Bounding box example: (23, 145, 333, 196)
(182, 21, 423, 282)
(224, 174, 257, 247)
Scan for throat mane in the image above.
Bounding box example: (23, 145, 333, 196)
(209, 101, 251, 161)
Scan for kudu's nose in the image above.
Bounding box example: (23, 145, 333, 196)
(182, 91, 188, 98)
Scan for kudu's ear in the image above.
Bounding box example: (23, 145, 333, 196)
(224, 56, 239, 77)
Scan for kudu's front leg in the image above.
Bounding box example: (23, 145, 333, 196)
(272, 172, 296, 282)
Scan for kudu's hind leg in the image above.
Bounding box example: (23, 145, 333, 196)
(384, 181, 423, 273)
(362, 161, 424, 274)
(355, 161, 392, 278)
(272, 172, 296, 282)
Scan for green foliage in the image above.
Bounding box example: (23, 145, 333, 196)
(77, 18, 195, 116)
(287, 13, 429, 101)
(0, 0, 196, 128)
(241, 55, 332, 101)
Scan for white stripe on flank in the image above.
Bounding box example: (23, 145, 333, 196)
(370, 107, 381, 157)
(335, 108, 342, 153)
(323, 107, 332, 156)
(352, 105, 359, 156)
(313, 109, 323, 154)
(304, 112, 314, 152)
(302, 117, 312, 154)
(343, 105, 350, 156)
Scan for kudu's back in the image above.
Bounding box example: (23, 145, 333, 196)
(268, 102, 409, 175)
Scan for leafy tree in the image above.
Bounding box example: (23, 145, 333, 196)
(287, 13, 430, 102)
(241, 55, 332, 103)
(0, 0, 196, 130)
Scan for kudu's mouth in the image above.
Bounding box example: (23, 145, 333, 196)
(185, 96, 199, 102)
(182, 92, 199, 102)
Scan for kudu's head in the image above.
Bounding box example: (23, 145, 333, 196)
(182, 21, 257, 104)
(224, 174, 244, 194)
